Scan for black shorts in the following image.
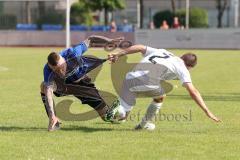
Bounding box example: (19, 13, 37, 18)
(53, 76, 106, 110)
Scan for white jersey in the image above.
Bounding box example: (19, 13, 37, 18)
(126, 46, 192, 87)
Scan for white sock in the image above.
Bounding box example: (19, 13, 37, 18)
(140, 102, 162, 127)
(118, 98, 132, 119)
(118, 105, 126, 118)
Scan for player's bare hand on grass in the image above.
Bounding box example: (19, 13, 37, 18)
(208, 114, 222, 122)
(207, 112, 222, 122)
(48, 117, 61, 132)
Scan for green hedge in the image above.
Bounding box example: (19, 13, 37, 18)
(176, 7, 208, 28)
(153, 7, 208, 28)
(153, 10, 173, 28)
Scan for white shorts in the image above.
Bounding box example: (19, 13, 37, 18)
(119, 75, 165, 111)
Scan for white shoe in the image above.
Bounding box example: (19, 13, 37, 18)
(135, 122, 156, 131)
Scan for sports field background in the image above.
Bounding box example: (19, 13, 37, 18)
(0, 47, 239, 160)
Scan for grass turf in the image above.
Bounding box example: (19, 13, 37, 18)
(0, 47, 239, 160)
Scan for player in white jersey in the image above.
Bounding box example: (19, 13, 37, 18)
(108, 44, 221, 130)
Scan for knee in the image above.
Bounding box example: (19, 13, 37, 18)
(153, 96, 165, 103)
(40, 82, 45, 93)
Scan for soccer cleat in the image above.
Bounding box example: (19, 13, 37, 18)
(134, 124, 143, 130)
(134, 122, 156, 131)
(104, 99, 120, 122)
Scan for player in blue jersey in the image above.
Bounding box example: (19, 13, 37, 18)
(40, 35, 121, 131)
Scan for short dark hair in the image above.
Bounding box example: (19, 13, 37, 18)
(47, 52, 60, 66)
(181, 53, 197, 67)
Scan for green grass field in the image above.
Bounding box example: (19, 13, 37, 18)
(0, 47, 240, 160)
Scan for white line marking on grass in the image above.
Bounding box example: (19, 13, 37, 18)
(0, 66, 9, 72)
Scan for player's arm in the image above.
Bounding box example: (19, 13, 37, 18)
(183, 82, 221, 122)
(108, 44, 146, 63)
(87, 35, 124, 48)
(70, 35, 121, 56)
(44, 85, 56, 119)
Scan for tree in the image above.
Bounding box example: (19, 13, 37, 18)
(26, 1, 31, 24)
(0, 2, 3, 15)
(139, 0, 144, 28)
(70, 1, 93, 25)
(87, 0, 125, 25)
(171, 0, 176, 14)
(216, 0, 228, 28)
(38, 1, 46, 17)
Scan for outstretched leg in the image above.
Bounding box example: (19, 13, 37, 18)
(65, 76, 117, 122)
(135, 96, 165, 130)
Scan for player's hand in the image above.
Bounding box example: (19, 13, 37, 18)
(207, 112, 222, 122)
(108, 53, 119, 64)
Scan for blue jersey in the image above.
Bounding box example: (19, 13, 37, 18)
(43, 42, 92, 86)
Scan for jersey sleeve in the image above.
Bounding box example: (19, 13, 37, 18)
(176, 65, 192, 85)
(144, 46, 159, 57)
(71, 42, 88, 57)
(62, 42, 88, 61)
